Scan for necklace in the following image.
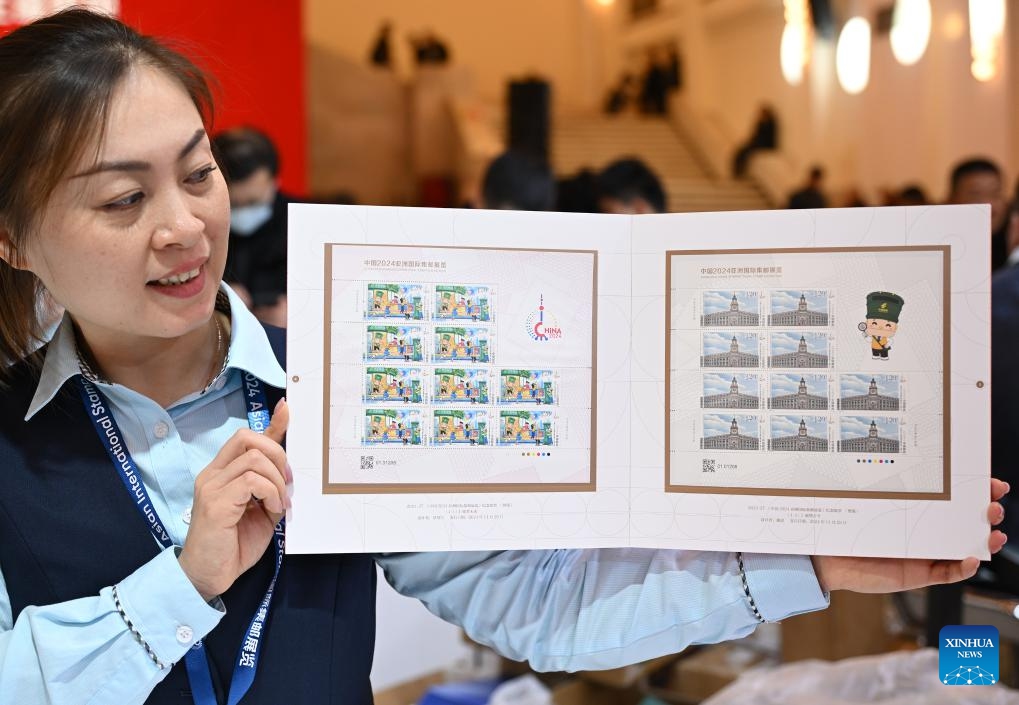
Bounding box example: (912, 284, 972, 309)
(76, 312, 229, 395)
(204, 312, 229, 394)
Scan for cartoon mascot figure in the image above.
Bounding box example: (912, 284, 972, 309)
(858, 291, 904, 361)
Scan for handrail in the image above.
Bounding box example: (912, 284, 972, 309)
(668, 93, 799, 208)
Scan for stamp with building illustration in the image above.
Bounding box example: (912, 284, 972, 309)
(433, 368, 489, 404)
(365, 325, 424, 362)
(766, 289, 831, 328)
(700, 413, 761, 450)
(768, 415, 829, 452)
(433, 409, 490, 446)
(434, 326, 491, 363)
(700, 332, 760, 368)
(363, 408, 423, 446)
(499, 369, 557, 405)
(838, 374, 901, 411)
(768, 331, 831, 368)
(498, 410, 556, 446)
(364, 367, 423, 404)
(701, 373, 760, 409)
(700, 290, 761, 327)
(434, 285, 493, 322)
(768, 290, 830, 326)
(366, 283, 425, 320)
(768, 373, 830, 410)
(837, 416, 902, 453)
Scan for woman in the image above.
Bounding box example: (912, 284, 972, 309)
(0, 10, 1008, 705)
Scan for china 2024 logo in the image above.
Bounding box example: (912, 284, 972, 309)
(525, 295, 562, 341)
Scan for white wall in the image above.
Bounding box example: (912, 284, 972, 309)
(372, 568, 472, 691)
(305, 0, 599, 114)
(605, 0, 1016, 202)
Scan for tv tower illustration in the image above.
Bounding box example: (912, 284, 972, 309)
(533, 295, 548, 341)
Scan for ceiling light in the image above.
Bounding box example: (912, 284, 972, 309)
(890, 0, 931, 66)
(836, 17, 871, 94)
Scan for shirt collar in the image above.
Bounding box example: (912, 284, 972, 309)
(220, 282, 286, 390)
(25, 283, 285, 420)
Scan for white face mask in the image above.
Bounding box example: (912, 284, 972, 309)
(230, 202, 273, 236)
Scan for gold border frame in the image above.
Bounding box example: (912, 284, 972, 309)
(664, 245, 950, 500)
(323, 243, 598, 494)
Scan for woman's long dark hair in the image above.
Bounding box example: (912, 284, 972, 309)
(0, 9, 214, 373)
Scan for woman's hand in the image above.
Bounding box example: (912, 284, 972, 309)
(178, 398, 291, 601)
(811, 478, 1009, 593)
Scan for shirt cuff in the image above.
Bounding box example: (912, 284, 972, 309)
(114, 546, 225, 667)
(739, 553, 830, 622)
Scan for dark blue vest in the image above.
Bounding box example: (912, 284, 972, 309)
(0, 325, 376, 703)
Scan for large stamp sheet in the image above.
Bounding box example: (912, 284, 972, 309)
(286, 205, 990, 559)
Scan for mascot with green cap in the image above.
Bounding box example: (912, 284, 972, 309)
(858, 292, 904, 360)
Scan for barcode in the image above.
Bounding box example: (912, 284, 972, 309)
(361, 455, 375, 470)
(702, 459, 716, 473)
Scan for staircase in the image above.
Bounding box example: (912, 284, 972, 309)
(552, 115, 771, 212)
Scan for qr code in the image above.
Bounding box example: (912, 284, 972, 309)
(702, 459, 716, 473)
(360, 455, 375, 470)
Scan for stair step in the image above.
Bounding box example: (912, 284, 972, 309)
(551, 116, 770, 212)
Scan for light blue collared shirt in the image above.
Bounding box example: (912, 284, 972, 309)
(0, 284, 829, 703)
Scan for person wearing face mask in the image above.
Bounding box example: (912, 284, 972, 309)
(212, 127, 294, 326)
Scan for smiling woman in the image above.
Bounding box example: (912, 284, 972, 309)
(21, 66, 230, 405)
(24, 70, 229, 401)
(0, 15, 215, 372)
(0, 9, 1009, 705)
(0, 10, 308, 703)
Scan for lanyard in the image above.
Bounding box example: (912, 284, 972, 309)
(77, 372, 284, 705)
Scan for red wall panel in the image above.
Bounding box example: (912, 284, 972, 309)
(2, 3, 307, 195)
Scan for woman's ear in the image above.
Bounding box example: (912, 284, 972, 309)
(0, 226, 17, 267)
(0, 225, 28, 271)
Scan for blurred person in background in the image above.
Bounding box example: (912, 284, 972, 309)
(213, 127, 293, 327)
(897, 184, 930, 206)
(841, 187, 868, 208)
(596, 157, 666, 214)
(946, 157, 1008, 271)
(555, 168, 600, 213)
(731, 105, 778, 178)
(409, 30, 450, 65)
(479, 151, 556, 211)
(639, 47, 669, 116)
(992, 206, 1019, 540)
(1006, 179, 1019, 267)
(369, 20, 393, 68)
(604, 73, 635, 115)
(787, 165, 828, 209)
(665, 44, 682, 93)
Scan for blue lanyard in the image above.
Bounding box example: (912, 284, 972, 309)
(77, 372, 284, 705)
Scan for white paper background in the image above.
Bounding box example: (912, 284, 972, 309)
(286, 204, 990, 559)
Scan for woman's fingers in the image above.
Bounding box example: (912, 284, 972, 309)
(178, 401, 290, 601)
(957, 557, 980, 581)
(231, 469, 285, 515)
(991, 478, 1010, 502)
(264, 398, 289, 446)
(989, 501, 1005, 525)
(223, 451, 289, 514)
(989, 529, 1008, 554)
(925, 558, 979, 587)
(197, 448, 288, 515)
(207, 428, 287, 483)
